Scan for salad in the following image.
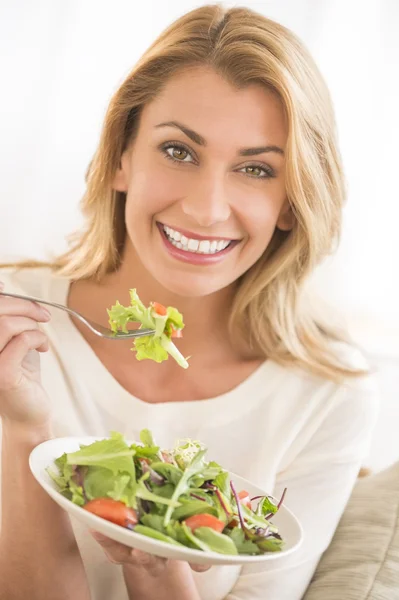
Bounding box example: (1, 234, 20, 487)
(107, 289, 189, 369)
(48, 430, 286, 556)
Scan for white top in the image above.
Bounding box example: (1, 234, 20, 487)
(0, 267, 379, 600)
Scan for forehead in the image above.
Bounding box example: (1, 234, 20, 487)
(140, 66, 287, 147)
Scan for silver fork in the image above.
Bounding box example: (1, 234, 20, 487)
(0, 292, 155, 339)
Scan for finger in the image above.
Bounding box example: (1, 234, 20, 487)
(129, 548, 167, 570)
(0, 295, 51, 322)
(90, 530, 167, 572)
(90, 531, 133, 565)
(189, 563, 211, 573)
(0, 315, 41, 353)
(0, 330, 49, 384)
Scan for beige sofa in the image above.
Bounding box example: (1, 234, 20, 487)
(303, 461, 399, 599)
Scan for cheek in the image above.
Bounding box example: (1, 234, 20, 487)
(125, 164, 191, 218)
(236, 189, 285, 243)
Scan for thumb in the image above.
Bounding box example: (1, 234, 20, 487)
(89, 529, 132, 564)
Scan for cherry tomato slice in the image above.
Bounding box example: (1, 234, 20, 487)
(184, 513, 225, 533)
(84, 498, 138, 529)
(170, 325, 183, 338)
(238, 490, 251, 509)
(152, 302, 167, 316)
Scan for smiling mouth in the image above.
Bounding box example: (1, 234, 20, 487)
(160, 223, 238, 255)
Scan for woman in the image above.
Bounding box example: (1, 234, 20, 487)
(0, 5, 378, 600)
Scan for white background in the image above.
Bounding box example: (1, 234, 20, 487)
(0, 0, 398, 470)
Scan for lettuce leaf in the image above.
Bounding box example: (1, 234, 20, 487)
(107, 289, 188, 368)
(66, 432, 136, 477)
(225, 528, 261, 554)
(194, 527, 238, 555)
(134, 336, 169, 363)
(163, 448, 207, 527)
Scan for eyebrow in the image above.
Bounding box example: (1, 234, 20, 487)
(154, 120, 284, 156)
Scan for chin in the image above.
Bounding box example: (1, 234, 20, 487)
(152, 270, 229, 299)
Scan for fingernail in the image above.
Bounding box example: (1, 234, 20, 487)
(0, 281, 4, 291)
(41, 307, 52, 318)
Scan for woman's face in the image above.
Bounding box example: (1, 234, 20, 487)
(114, 66, 292, 297)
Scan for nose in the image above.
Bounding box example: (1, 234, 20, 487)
(181, 172, 231, 227)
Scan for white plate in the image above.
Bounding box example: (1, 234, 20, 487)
(29, 436, 303, 566)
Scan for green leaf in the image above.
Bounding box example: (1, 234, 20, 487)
(172, 440, 206, 470)
(66, 432, 136, 477)
(240, 504, 278, 532)
(46, 466, 68, 490)
(136, 475, 181, 508)
(107, 302, 137, 333)
(106, 290, 188, 368)
(190, 475, 205, 488)
(152, 311, 168, 338)
(166, 306, 184, 330)
(188, 489, 214, 504)
(256, 535, 284, 552)
(200, 461, 223, 481)
(139, 514, 179, 542)
(134, 335, 169, 363)
(107, 475, 131, 503)
(55, 452, 74, 480)
(194, 527, 238, 555)
(163, 449, 207, 527)
(159, 335, 189, 369)
(213, 470, 231, 499)
(151, 462, 183, 486)
(84, 466, 116, 500)
(172, 500, 217, 521)
(133, 524, 184, 546)
(140, 429, 156, 447)
(174, 522, 210, 551)
(256, 496, 278, 517)
(48, 452, 75, 492)
(130, 444, 160, 459)
(213, 490, 232, 523)
(226, 528, 261, 555)
(152, 483, 175, 500)
(129, 289, 150, 323)
(140, 514, 168, 533)
(69, 479, 85, 506)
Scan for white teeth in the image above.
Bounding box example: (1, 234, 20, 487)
(187, 239, 199, 251)
(210, 240, 218, 253)
(198, 240, 211, 253)
(163, 224, 232, 255)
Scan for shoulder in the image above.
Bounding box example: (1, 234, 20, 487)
(0, 265, 59, 297)
(271, 342, 380, 466)
(273, 340, 379, 435)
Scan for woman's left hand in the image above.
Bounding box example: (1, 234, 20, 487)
(91, 530, 209, 600)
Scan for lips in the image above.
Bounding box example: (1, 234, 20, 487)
(162, 224, 232, 254)
(157, 222, 240, 265)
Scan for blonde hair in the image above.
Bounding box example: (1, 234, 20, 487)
(3, 5, 366, 381)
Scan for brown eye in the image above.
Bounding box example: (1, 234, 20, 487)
(245, 166, 263, 177)
(163, 144, 194, 163)
(239, 164, 276, 179)
(171, 148, 188, 160)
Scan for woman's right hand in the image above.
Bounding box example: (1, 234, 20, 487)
(0, 282, 52, 426)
